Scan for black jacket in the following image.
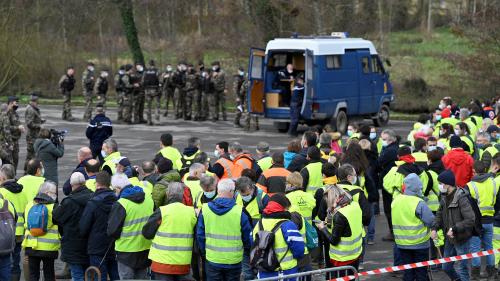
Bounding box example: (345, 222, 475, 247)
(62, 159, 91, 196)
(53, 186, 93, 264)
(80, 188, 117, 256)
(338, 181, 372, 226)
(85, 113, 113, 153)
(377, 142, 399, 178)
(320, 207, 352, 246)
(287, 147, 309, 173)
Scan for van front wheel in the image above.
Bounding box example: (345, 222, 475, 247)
(373, 105, 390, 127)
(331, 110, 348, 134)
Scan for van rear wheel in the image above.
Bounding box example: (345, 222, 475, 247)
(373, 104, 390, 127)
(331, 110, 348, 134)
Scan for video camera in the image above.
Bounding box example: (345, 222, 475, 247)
(50, 129, 67, 146)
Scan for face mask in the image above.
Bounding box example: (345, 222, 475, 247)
(436, 115, 442, 121)
(369, 132, 377, 140)
(167, 66, 172, 72)
(118, 70, 125, 75)
(239, 71, 245, 76)
(438, 184, 447, 193)
(349, 176, 357, 185)
(214, 150, 220, 158)
(241, 194, 253, 202)
(382, 140, 388, 147)
(229, 155, 235, 160)
(428, 145, 437, 152)
(212, 66, 218, 71)
(439, 103, 445, 110)
(454, 129, 460, 136)
(477, 143, 485, 149)
(204, 190, 216, 199)
(101, 150, 107, 158)
(88, 66, 95, 72)
(347, 130, 353, 137)
(136, 65, 144, 72)
(40, 168, 45, 177)
(101, 72, 108, 78)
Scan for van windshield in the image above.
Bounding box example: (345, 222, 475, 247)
(266, 51, 305, 108)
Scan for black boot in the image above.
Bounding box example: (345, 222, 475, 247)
(471, 266, 481, 281)
(486, 265, 497, 281)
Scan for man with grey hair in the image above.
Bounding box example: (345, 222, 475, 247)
(63, 146, 92, 196)
(185, 163, 205, 199)
(142, 182, 197, 280)
(101, 138, 122, 175)
(235, 176, 268, 226)
(229, 142, 261, 179)
(53, 172, 93, 280)
(141, 161, 159, 185)
(196, 178, 253, 280)
(476, 132, 498, 167)
(195, 174, 217, 210)
(256, 141, 272, 172)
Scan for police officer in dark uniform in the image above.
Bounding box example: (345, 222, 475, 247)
(287, 74, 304, 137)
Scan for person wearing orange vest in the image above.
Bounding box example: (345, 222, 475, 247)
(209, 142, 235, 180)
(229, 142, 259, 179)
(256, 153, 291, 194)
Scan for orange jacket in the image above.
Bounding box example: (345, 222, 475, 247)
(256, 167, 291, 193)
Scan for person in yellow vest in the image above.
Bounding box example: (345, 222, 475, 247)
(153, 133, 182, 171)
(107, 174, 154, 280)
(467, 161, 498, 279)
(252, 193, 305, 280)
(459, 108, 479, 140)
(455, 122, 476, 157)
(286, 172, 315, 225)
(426, 136, 445, 155)
(300, 147, 324, 195)
(347, 123, 360, 139)
(22, 181, 60, 281)
(84, 159, 100, 192)
(315, 185, 363, 277)
(100, 138, 121, 175)
(256, 142, 273, 172)
(392, 173, 435, 281)
(183, 163, 204, 200)
(318, 132, 336, 162)
(476, 132, 499, 168)
(142, 182, 197, 280)
(0, 164, 24, 281)
(17, 159, 45, 202)
(412, 138, 429, 169)
(176, 137, 202, 177)
(196, 179, 253, 281)
(194, 174, 217, 212)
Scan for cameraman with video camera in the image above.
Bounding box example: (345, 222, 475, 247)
(34, 128, 65, 186)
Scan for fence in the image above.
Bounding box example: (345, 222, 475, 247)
(250, 265, 359, 281)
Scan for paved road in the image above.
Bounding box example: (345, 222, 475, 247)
(14, 105, 453, 280)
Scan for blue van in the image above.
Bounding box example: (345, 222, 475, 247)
(246, 33, 394, 133)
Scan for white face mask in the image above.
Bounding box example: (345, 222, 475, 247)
(101, 72, 108, 78)
(438, 184, 447, 193)
(101, 150, 107, 158)
(349, 175, 357, 185)
(214, 150, 220, 158)
(382, 140, 388, 147)
(239, 71, 244, 76)
(212, 66, 218, 71)
(454, 129, 461, 136)
(369, 132, 377, 140)
(118, 70, 125, 75)
(88, 66, 95, 72)
(167, 66, 172, 72)
(136, 65, 144, 72)
(439, 103, 445, 110)
(428, 145, 437, 152)
(230, 154, 235, 160)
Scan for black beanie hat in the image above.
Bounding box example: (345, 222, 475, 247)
(449, 135, 463, 148)
(157, 157, 173, 174)
(397, 146, 412, 157)
(438, 170, 455, 186)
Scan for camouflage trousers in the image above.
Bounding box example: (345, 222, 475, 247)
(62, 92, 73, 120)
(244, 112, 259, 131)
(216, 90, 227, 120)
(133, 91, 145, 123)
(175, 88, 185, 119)
(123, 92, 133, 123)
(25, 135, 36, 162)
(145, 88, 160, 124)
(96, 94, 107, 109)
(183, 89, 195, 120)
(163, 87, 175, 117)
(83, 91, 94, 120)
(234, 94, 245, 125)
(0, 145, 13, 167)
(116, 91, 125, 121)
(11, 141, 19, 171)
(201, 91, 209, 120)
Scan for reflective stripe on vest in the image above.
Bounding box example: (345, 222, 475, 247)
(286, 190, 315, 225)
(392, 195, 430, 246)
(0, 188, 28, 236)
(159, 146, 182, 170)
(328, 202, 363, 261)
(216, 158, 234, 179)
(101, 152, 121, 174)
(305, 162, 323, 195)
(148, 202, 197, 265)
(22, 203, 60, 251)
(480, 146, 499, 160)
(469, 179, 498, 216)
(203, 204, 244, 264)
(115, 195, 154, 252)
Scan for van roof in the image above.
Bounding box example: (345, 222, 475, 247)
(266, 38, 378, 55)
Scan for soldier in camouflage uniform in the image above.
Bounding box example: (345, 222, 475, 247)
(94, 69, 109, 110)
(114, 65, 126, 122)
(233, 67, 245, 127)
(143, 60, 161, 125)
(132, 63, 146, 124)
(183, 64, 199, 121)
(173, 62, 187, 119)
(241, 79, 259, 131)
(24, 94, 44, 168)
(196, 62, 210, 121)
(209, 61, 227, 121)
(161, 64, 175, 117)
(0, 103, 14, 165)
(59, 66, 76, 121)
(6, 96, 24, 171)
(122, 64, 135, 124)
(82, 61, 96, 120)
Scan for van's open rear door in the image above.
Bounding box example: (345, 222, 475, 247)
(247, 48, 265, 114)
(301, 49, 314, 115)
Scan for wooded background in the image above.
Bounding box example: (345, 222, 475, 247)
(1, 0, 499, 112)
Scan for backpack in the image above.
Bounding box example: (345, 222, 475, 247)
(27, 203, 49, 237)
(303, 219, 318, 250)
(143, 68, 159, 87)
(250, 220, 288, 272)
(461, 188, 483, 236)
(179, 155, 195, 178)
(0, 199, 15, 255)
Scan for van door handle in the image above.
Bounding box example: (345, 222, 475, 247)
(372, 80, 377, 84)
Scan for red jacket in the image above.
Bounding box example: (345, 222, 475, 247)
(442, 148, 474, 187)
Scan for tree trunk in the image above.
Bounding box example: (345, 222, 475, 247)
(427, 0, 432, 33)
(197, 0, 203, 36)
(60, 0, 68, 52)
(313, 0, 323, 34)
(97, 0, 105, 62)
(116, 0, 144, 64)
(146, 2, 152, 39)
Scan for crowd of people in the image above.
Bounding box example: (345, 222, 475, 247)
(0, 95, 499, 281)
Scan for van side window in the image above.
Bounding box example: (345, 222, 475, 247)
(272, 54, 287, 68)
(326, 55, 341, 69)
(251, 55, 263, 79)
(371, 56, 385, 74)
(361, 57, 370, 74)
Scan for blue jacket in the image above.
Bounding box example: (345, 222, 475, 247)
(85, 113, 113, 151)
(79, 188, 117, 256)
(196, 197, 253, 269)
(283, 151, 297, 169)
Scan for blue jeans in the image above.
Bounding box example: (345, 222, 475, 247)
(69, 263, 88, 281)
(399, 247, 429, 281)
(11, 242, 21, 275)
(367, 203, 377, 241)
(242, 250, 255, 280)
(470, 223, 495, 267)
(205, 262, 241, 281)
(0, 254, 11, 281)
(393, 243, 403, 266)
(89, 255, 120, 281)
(442, 238, 470, 281)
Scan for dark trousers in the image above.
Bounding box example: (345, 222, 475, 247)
(0, 254, 11, 281)
(287, 102, 301, 136)
(205, 262, 241, 281)
(28, 256, 55, 281)
(382, 188, 393, 232)
(11, 242, 21, 275)
(399, 248, 429, 281)
(89, 255, 120, 281)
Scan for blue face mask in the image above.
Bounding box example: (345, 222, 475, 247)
(369, 132, 377, 140)
(347, 130, 353, 137)
(477, 143, 485, 150)
(436, 115, 442, 121)
(101, 150, 107, 158)
(241, 194, 253, 203)
(204, 191, 216, 199)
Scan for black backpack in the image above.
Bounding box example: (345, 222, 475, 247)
(179, 155, 195, 178)
(0, 198, 15, 255)
(143, 68, 159, 87)
(250, 220, 288, 272)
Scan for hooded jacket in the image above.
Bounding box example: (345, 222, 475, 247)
(79, 188, 117, 256)
(53, 186, 93, 264)
(34, 138, 64, 184)
(24, 193, 58, 258)
(1, 180, 23, 194)
(196, 197, 253, 269)
(442, 148, 474, 187)
(152, 170, 181, 209)
(284, 151, 297, 169)
(287, 147, 308, 172)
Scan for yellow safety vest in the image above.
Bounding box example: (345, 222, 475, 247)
(17, 175, 45, 202)
(286, 189, 315, 223)
(424, 170, 440, 212)
(22, 203, 60, 251)
(148, 202, 197, 265)
(115, 195, 154, 252)
(257, 156, 273, 172)
(460, 135, 475, 156)
(85, 177, 96, 192)
(304, 162, 323, 195)
(236, 189, 264, 225)
(101, 152, 122, 175)
(328, 202, 363, 261)
(468, 177, 497, 217)
(159, 146, 182, 171)
(184, 179, 202, 201)
(203, 204, 243, 264)
(0, 187, 28, 236)
(129, 177, 153, 195)
(412, 152, 428, 165)
(392, 194, 430, 246)
(480, 146, 498, 161)
(254, 218, 297, 271)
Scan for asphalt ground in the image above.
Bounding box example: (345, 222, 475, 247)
(12, 104, 459, 280)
